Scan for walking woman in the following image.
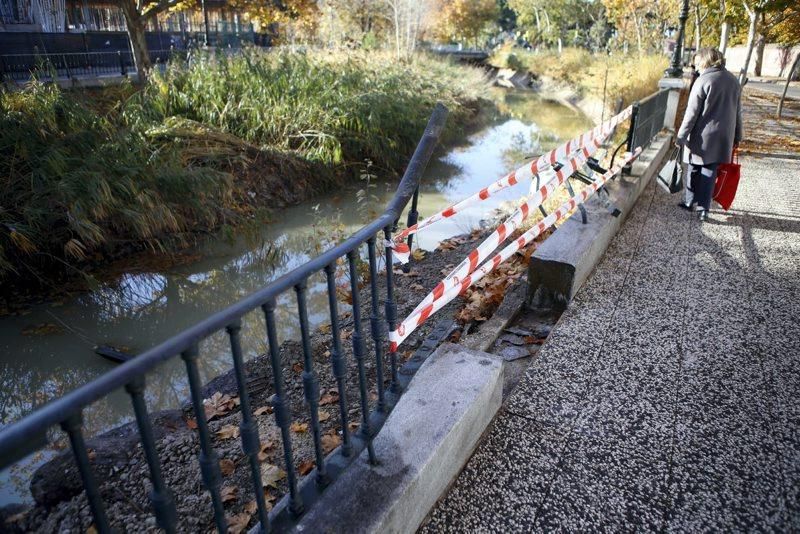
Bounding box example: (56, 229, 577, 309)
(676, 47, 743, 221)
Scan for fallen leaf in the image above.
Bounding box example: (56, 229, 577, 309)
(85, 526, 97, 534)
(409, 283, 425, 291)
(411, 249, 426, 261)
(186, 418, 198, 430)
(449, 330, 462, 343)
(87, 449, 96, 461)
(523, 336, 546, 345)
(393, 268, 420, 277)
(226, 512, 251, 534)
(317, 410, 331, 422)
(257, 440, 275, 462)
(319, 392, 339, 406)
(203, 392, 240, 421)
(290, 422, 309, 434)
(297, 459, 314, 475)
(291, 362, 303, 373)
(260, 464, 286, 489)
(348, 421, 359, 431)
(216, 425, 240, 440)
(437, 240, 458, 251)
(220, 458, 236, 476)
(321, 432, 342, 454)
(253, 406, 272, 416)
(221, 485, 238, 503)
(319, 323, 332, 334)
(243, 500, 258, 515)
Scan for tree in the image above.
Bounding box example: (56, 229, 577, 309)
(777, 51, 799, 118)
(737, 0, 792, 85)
(118, 0, 190, 81)
(601, 0, 677, 54)
(232, 0, 319, 44)
(434, 0, 498, 47)
(385, 0, 435, 58)
(510, 0, 601, 50)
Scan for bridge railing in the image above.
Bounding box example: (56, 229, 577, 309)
(0, 104, 448, 533)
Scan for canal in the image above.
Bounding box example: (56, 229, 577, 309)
(0, 89, 592, 503)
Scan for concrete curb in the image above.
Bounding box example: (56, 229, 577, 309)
(292, 344, 503, 534)
(527, 134, 673, 309)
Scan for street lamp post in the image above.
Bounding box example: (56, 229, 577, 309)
(666, 0, 690, 77)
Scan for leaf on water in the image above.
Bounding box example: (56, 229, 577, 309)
(319, 392, 339, 406)
(216, 425, 240, 440)
(220, 458, 236, 477)
(253, 406, 272, 416)
(290, 422, 309, 434)
(21, 322, 64, 336)
(226, 512, 251, 534)
(221, 485, 238, 503)
(297, 459, 314, 476)
(260, 464, 286, 489)
(257, 441, 275, 463)
(321, 432, 342, 454)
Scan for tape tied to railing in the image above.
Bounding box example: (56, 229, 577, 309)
(388, 147, 643, 352)
(387, 105, 633, 264)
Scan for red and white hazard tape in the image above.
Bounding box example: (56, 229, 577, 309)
(388, 148, 642, 352)
(389, 106, 633, 263)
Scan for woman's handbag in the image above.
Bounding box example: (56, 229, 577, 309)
(657, 146, 684, 194)
(713, 149, 741, 210)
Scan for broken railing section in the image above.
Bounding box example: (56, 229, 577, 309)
(0, 104, 449, 534)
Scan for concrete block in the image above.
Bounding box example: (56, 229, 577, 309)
(527, 134, 673, 309)
(292, 343, 503, 534)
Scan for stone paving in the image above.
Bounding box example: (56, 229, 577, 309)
(420, 141, 800, 529)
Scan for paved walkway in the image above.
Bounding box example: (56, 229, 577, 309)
(421, 148, 800, 528)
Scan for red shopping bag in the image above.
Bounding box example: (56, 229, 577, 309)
(714, 149, 741, 211)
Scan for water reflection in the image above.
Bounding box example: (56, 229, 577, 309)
(0, 90, 591, 503)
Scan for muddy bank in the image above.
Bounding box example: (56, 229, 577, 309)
(4, 218, 540, 532)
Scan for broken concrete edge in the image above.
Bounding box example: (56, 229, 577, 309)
(527, 133, 673, 310)
(462, 280, 528, 353)
(286, 344, 503, 534)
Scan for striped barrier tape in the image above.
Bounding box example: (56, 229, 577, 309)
(404, 134, 603, 322)
(388, 148, 643, 352)
(389, 105, 633, 263)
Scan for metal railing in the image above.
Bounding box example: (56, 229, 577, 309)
(626, 89, 670, 152)
(0, 48, 187, 82)
(0, 104, 448, 532)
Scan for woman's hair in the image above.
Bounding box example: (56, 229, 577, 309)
(694, 47, 725, 70)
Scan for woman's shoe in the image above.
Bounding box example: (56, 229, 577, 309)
(697, 209, 709, 222)
(678, 202, 693, 211)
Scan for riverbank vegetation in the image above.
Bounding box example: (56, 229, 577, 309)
(490, 45, 667, 107)
(0, 49, 485, 291)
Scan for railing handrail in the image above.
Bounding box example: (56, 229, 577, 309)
(0, 102, 449, 468)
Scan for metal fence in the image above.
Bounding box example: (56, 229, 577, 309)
(0, 104, 448, 533)
(0, 48, 186, 81)
(626, 89, 670, 152)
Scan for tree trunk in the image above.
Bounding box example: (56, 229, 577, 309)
(720, 21, 730, 55)
(777, 53, 800, 119)
(738, 4, 758, 85)
(120, 0, 151, 82)
(694, 5, 701, 50)
(753, 30, 766, 76)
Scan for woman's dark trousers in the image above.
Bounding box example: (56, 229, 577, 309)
(690, 163, 719, 211)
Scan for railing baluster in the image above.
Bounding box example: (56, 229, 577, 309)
(347, 250, 377, 464)
(294, 282, 329, 485)
(226, 320, 271, 531)
(181, 345, 227, 533)
(383, 226, 400, 393)
(262, 300, 304, 516)
(60, 413, 111, 533)
(324, 264, 353, 457)
(124, 377, 177, 533)
(367, 237, 387, 411)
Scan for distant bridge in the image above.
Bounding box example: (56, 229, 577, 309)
(428, 45, 489, 63)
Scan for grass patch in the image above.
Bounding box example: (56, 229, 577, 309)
(0, 49, 487, 288)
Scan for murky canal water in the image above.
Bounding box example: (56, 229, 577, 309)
(0, 90, 591, 503)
